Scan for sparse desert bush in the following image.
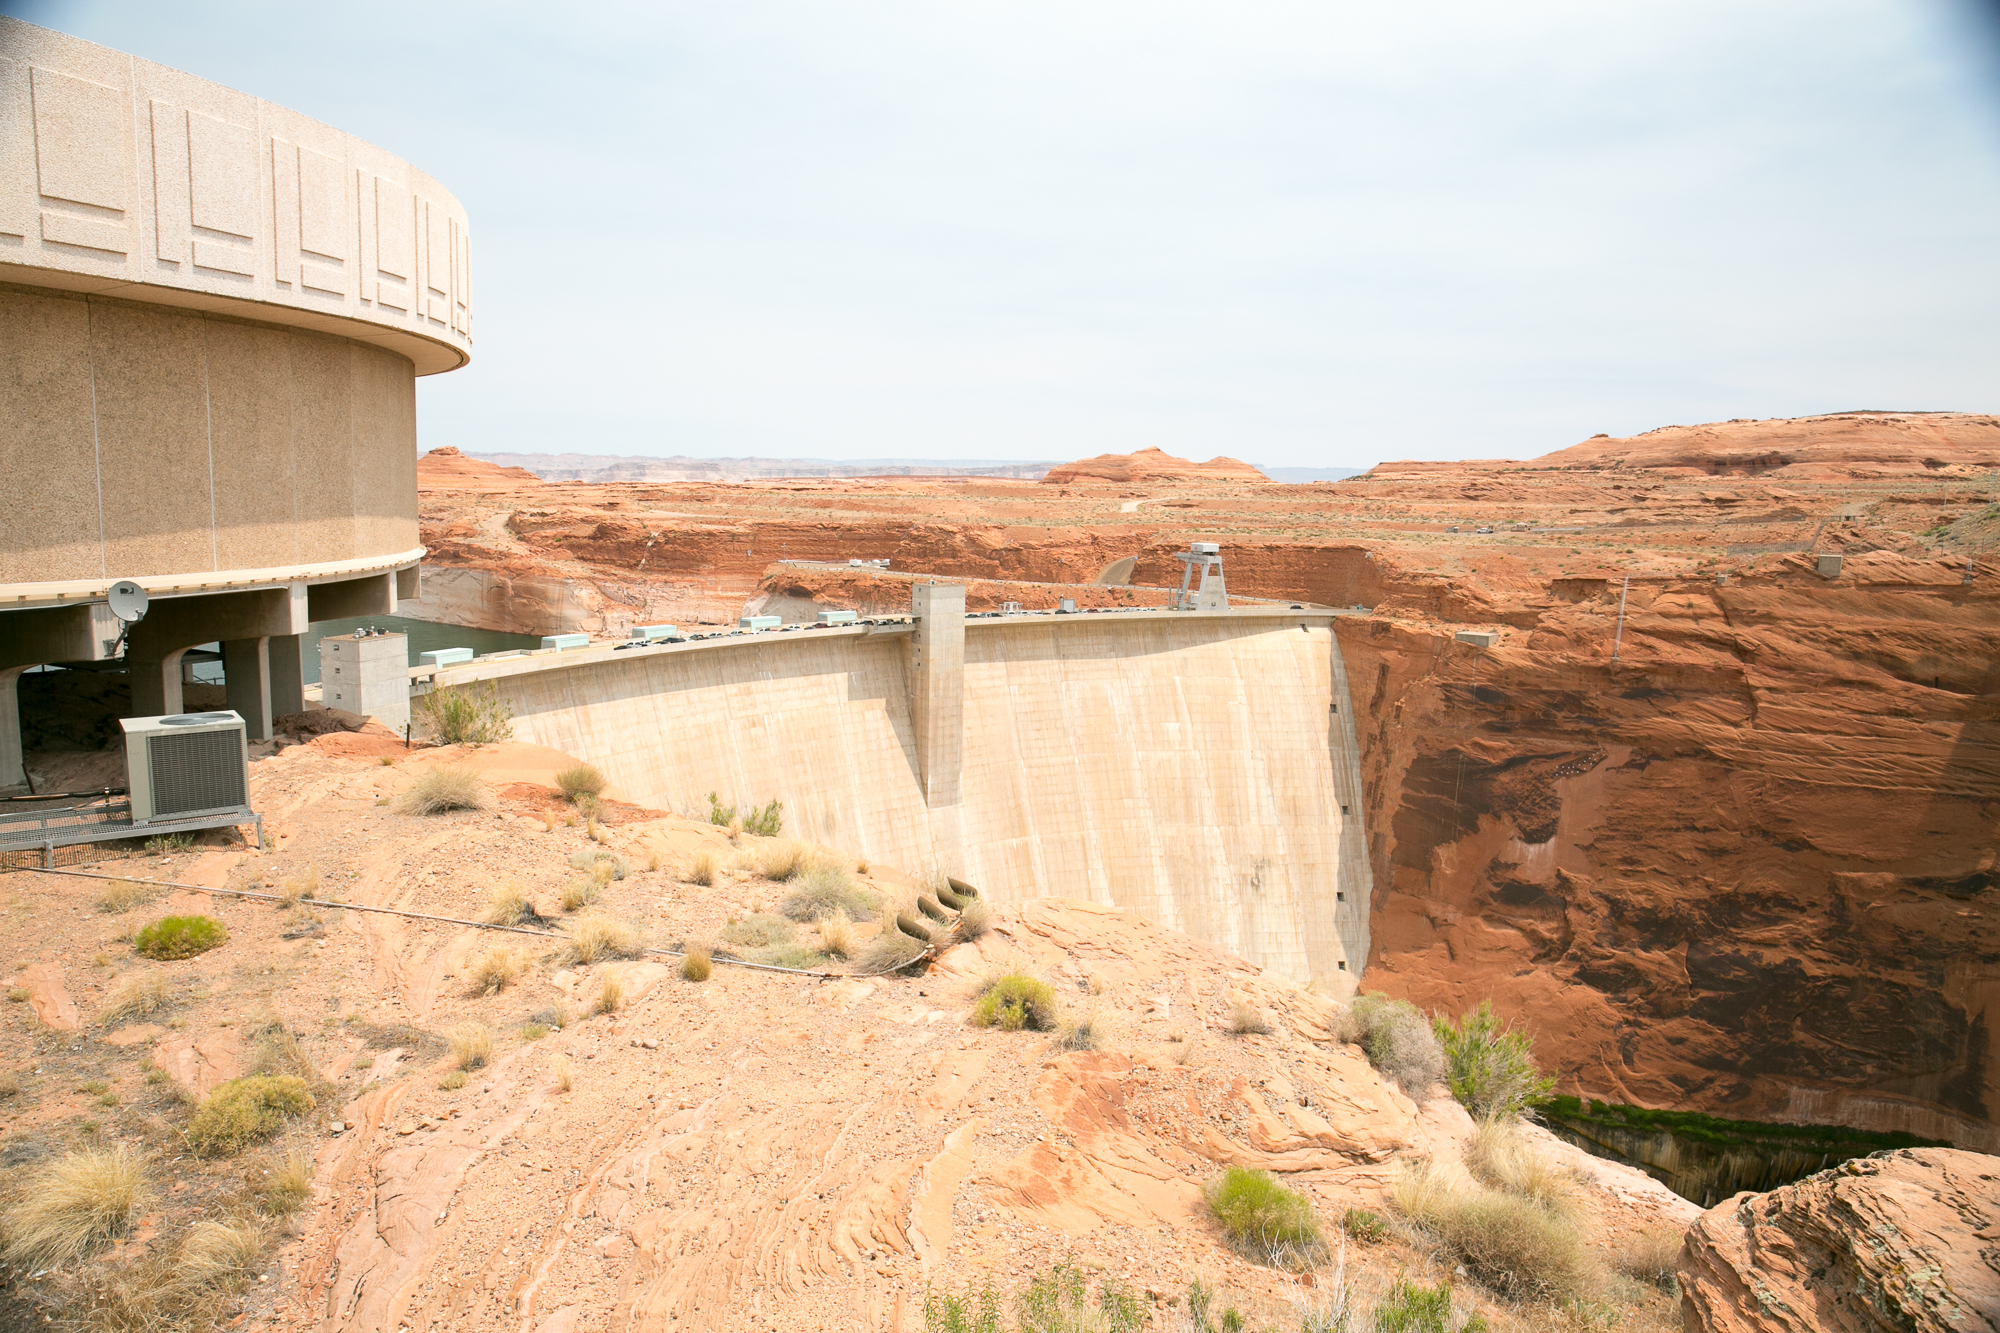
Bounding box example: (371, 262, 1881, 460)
(1227, 1003, 1273, 1036)
(955, 898, 993, 939)
(1343, 1206, 1390, 1243)
(743, 798, 783, 837)
(133, 914, 227, 960)
(145, 832, 196, 854)
(553, 1056, 573, 1092)
(247, 1017, 314, 1079)
(95, 878, 160, 914)
(483, 881, 532, 925)
(468, 945, 526, 996)
(521, 1023, 549, 1041)
(2, 1144, 149, 1264)
(1434, 1001, 1556, 1120)
(970, 973, 1059, 1032)
(1616, 1224, 1685, 1290)
(562, 913, 644, 964)
(187, 1075, 315, 1155)
(555, 763, 607, 803)
(5, 987, 25, 1002)
(276, 863, 321, 908)
(569, 847, 628, 880)
(591, 974, 624, 1015)
(560, 877, 601, 911)
(817, 913, 855, 959)
(263, 1148, 314, 1215)
(859, 929, 926, 974)
(722, 912, 797, 950)
(418, 681, 514, 745)
(924, 1281, 1002, 1333)
(396, 765, 494, 816)
(1339, 991, 1446, 1097)
(689, 850, 717, 886)
(756, 943, 827, 970)
(178, 1216, 264, 1289)
(1391, 1158, 1593, 1302)
(1369, 1275, 1490, 1332)
(439, 1069, 467, 1090)
(101, 969, 170, 1025)
(680, 941, 713, 981)
(1466, 1118, 1583, 1210)
(1204, 1166, 1323, 1267)
(1054, 1019, 1100, 1052)
(450, 1023, 493, 1070)
(744, 839, 810, 882)
(780, 861, 880, 921)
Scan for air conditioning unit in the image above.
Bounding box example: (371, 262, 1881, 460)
(119, 712, 251, 826)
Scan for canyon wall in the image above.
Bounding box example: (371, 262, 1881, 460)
(441, 611, 1370, 985)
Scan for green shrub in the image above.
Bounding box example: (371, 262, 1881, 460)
(187, 1076, 315, 1156)
(555, 763, 606, 803)
(780, 862, 880, 922)
(1016, 1263, 1143, 1333)
(1343, 1206, 1390, 1243)
(418, 682, 513, 744)
(133, 915, 227, 960)
(970, 974, 1058, 1032)
(1433, 1001, 1556, 1119)
(1339, 992, 1445, 1096)
(924, 1283, 1002, 1333)
(707, 792, 783, 835)
(1203, 1166, 1323, 1266)
(1370, 1276, 1489, 1332)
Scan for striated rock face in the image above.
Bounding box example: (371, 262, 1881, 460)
(1678, 1147, 2000, 1332)
(1040, 446, 1271, 485)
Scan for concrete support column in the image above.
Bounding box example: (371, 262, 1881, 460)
(0, 666, 28, 789)
(910, 583, 965, 807)
(268, 635, 305, 718)
(129, 648, 189, 718)
(222, 637, 274, 740)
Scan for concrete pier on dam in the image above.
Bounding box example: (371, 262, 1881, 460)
(416, 594, 1373, 987)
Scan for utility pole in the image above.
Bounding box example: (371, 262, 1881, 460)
(1610, 575, 1631, 662)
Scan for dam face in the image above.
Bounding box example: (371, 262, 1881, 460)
(439, 601, 1371, 986)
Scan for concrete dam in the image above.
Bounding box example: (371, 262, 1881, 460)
(420, 591, 1372, 987)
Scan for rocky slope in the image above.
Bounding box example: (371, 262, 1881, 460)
(400, 413, 2000, 1152)
(0, 738, 1696, 1332)
(1041, 447, 1271, 486)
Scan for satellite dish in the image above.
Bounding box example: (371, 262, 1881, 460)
(107, 581, 149, 623)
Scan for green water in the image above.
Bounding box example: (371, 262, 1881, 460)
(300, 617, 542, 684)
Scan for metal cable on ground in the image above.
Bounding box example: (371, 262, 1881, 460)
(7, 864, 939, 980)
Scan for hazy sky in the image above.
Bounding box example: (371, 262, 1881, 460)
(10, 1, 2000, 469)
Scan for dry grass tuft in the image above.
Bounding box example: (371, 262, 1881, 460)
(955, 898, 994, 939)
(1616, 1223, 1686, 1290)
(1338, 991, 1446, 1096)
(680, 941, 712, 982)
(95, 878, 161, 914)
(178, 1217, 264, 1288)
(3, 1144, 150, 1264)
(591, 974, 625, 1015)
(275, 863, 320, 908)
(555, 763, 607, 803)
(468, 945, 526, 996)
(1391, 1157, 1596, 1303)
(247, 1018, 315, 1080)
(817, 913, 855, 959)
(688, 850, 717, 886)
(396, 765, 494, 816)
(553, 1056, 573, 1092)
(188, 1076, 315, 1156)
(1467, 1118, 1585, 1210)
(858, 929, 926, 974)
(721, 912, 795, 949)
(1227, 1003, 1273, 1036)
(101, 969, 170, 1025)
(646, 849, 663, 872)
(263, 1149, 314, 1216)
(483, 881, 532, 925)
(562, 913, 644, 964)
(542, 808, 559, 832)
(560, 877, 601, 912)
(449, 1023, 493, 1071)
(743, 840, 811, 882)
(1054, 1019, 1100, 1052)
(780, 862, 879, 922)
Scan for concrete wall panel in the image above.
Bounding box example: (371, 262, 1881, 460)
(204, 317, 298, 569)
(0, 288, 99, 582)
(89, 303, 212, 578)
(350, 342, 419, 555)
(286, 332, 358, 563)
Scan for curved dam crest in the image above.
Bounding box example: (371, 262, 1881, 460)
(434, 601, 1371, 986)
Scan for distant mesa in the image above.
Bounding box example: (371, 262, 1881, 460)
(462, 453, 1056, 483)
(418, 447, 542, 492)
(1041, 447, 1272, 486)
(1363, 410, 2000, 480)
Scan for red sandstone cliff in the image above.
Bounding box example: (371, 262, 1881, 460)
(416, 446, 544, 492)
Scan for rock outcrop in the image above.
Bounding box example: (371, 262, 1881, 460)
(1041, 447, 1271, 485)
(1678, 1147, 2000, 1332)
(415, 445, 543, 492)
